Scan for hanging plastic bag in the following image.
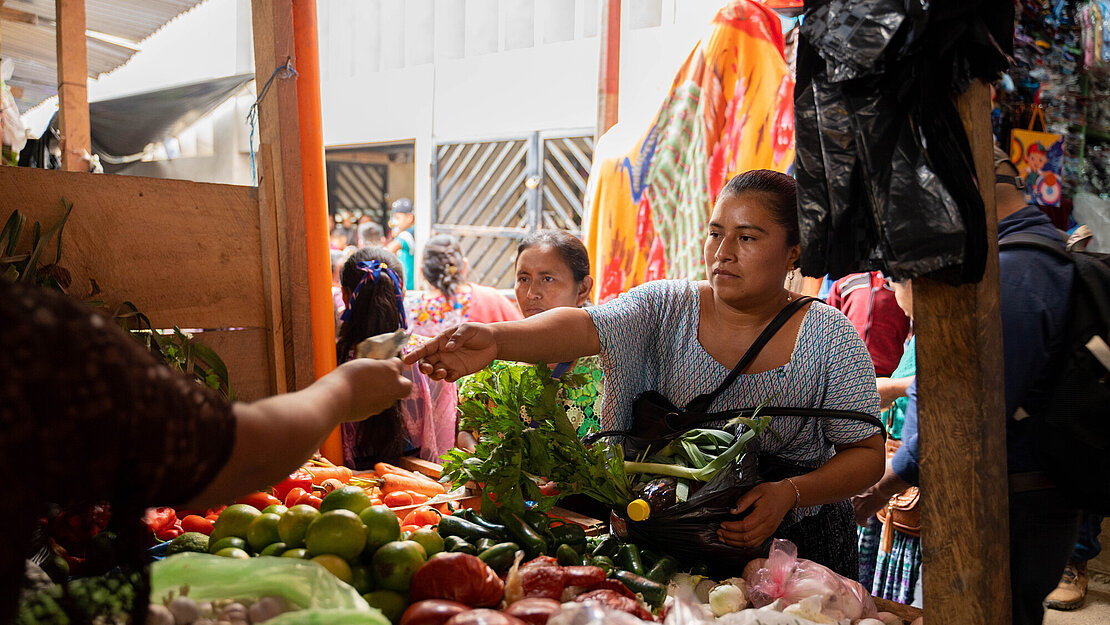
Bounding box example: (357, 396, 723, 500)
(1073, 193, 1110, 253)
(150, 553, 382, 617)
(744, 539, 877, 622)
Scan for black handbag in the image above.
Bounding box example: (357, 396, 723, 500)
(584, 296, 885, 454)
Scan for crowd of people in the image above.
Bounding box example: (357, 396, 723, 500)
(5, 164, 1099, 625)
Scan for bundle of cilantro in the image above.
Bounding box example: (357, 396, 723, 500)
(441, 363, 633, 520)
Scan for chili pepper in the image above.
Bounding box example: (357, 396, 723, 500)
(458, 509, 507, 536)
(180, 515, 215, 536)
(156, 527, 183, 542)
(142, 507, 177, 534)
(615, 543, 645, 576)
(501, 510, 549, 557)
(272, 469, 314, 501)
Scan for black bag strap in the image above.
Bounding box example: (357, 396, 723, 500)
(685, 296, 816, 413)
(582, 405, 885, 446)
(998, 232, 1071, 263)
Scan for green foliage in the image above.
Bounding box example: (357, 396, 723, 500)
(0, 200, 73, 288)
(441, 363, 633, 518)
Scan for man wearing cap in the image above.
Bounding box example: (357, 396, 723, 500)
(387, 198, 416, 290)
(853, 146, 1079, 625)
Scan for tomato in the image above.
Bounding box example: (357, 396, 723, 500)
(181, 514, 215, 536)
(295, 493, 323, 509)
(285, 487, 309, 508)
(383, 491, 415, 508)
(402, 506, 442, 528)
(156, 527, 183, 541)
(143, 507, 177, 533)
(236, 492, 282, 510)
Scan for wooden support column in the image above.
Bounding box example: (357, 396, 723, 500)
(251, 0, 314, 393)
(916, 81, 1011, 625)
(595, 0, 620, 141)
(56, 0, 90, 172)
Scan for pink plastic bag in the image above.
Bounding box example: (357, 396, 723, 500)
(744, 539, 877, 622)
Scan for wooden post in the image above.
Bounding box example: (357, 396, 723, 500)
(251, 0, 314, 393)
(595, 0, 620, 141)
(916, 81, 1011, 625)
(56, 0, 90, 172)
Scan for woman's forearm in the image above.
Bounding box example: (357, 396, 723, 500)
(788, 434, 885, 507)
(493, 307, 601, 363)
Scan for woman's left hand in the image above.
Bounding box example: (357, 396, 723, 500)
(717, 481, 796, 548)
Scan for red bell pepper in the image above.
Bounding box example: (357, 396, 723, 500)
(156, 527, 183, 541)
(181, 514, 215, 536)
(272, 469, 314, 501)
(142, 507, 177, 534)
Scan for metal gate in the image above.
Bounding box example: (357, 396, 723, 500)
(432, 132, 594, 288)
(326, 160, 389, 224)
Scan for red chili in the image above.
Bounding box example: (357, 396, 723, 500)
(272, 469, 314, 501)
(156, 527, 183, 541)
(236, 492, 282, 510)
(142, 507, 177, 534)
(181, 515, 215, 536)
(295, 493, 323, 509)
(284, 487, 309, 508)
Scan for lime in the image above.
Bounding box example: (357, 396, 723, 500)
(262, 504, 288, 515)
(311, 554, 354, 584)
(277, 504, 320, 548)
(281, 548, 310, 559)
(362, 589, 408, 624)
(215, 547, 250, 559)
(371, 540, 426, 592)
(351, 565, 375, 594)
(359, 505, 401, 558)
(305, 510, 367, 561)
(409, 527, 444, 557)
(259, 542, 289, 557)
(211, 504, 261, 541)
(166, 532, 209, 555)
(209, 536, 248, 554)
(247, 512, 282, 552)
(320, 486, 373, 515)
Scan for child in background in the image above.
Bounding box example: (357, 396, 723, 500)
(386, 198, 416, 290)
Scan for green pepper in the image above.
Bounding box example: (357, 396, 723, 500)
(639, 548, 660, 570)
(615, 543, 645, 576)
(591, 535, 620, 558)
(689, 562, 709, 577)
(614, 570, 666, 608)
(646, 555, 679, 584)
(523, 509, 556, 542)
(458, 509, 507, 537)
(501, 510, 549, 557)
(475, 537, 498, 552)
(556, 543, 585, 566)
(438, 514, 502, 543)
(590, 555, 615, 576)
(550, 523, 588, 553)
(442, 535, 477, 555)
(478, 542, 521, 574)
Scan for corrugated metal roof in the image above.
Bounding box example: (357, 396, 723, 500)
(2, 0, 208, 111)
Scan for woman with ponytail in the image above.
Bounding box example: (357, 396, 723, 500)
(409, 234, 520, 337)
(338, 247, 457, 467)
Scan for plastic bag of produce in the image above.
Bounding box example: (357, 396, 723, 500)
(150, 553, 385, 622)
(547, 601, 653, 625)
(744, 539, 877, 622)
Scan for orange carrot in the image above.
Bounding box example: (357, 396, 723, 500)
(410, 491, 430, 504)
(378, 473, 446, 497)
(373, 462, 412, 477)
(303, 465, 352, 485)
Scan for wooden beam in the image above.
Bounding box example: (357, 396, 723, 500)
(916, 81, 1011, 625)
(595, 0, 620, 141)
(1, 6, 37, 24)
(251, 0, 314, 393)
(55, 0, 89, 172)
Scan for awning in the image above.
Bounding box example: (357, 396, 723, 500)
(43, 73, 254, 161)
(1, 0, 209, 111)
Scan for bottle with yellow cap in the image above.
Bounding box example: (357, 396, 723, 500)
(625, 477, 679, 521)
(626, 498, 652, 521)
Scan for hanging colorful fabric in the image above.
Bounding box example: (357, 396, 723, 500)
(1010, 107, 1065, 207)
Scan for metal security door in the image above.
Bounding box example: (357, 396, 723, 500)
(432, 132, 593, 289)
(326, 161, 389, 224)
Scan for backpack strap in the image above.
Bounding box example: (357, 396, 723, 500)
(998, 232, 1071, 263)
(685, 296, 816, 413)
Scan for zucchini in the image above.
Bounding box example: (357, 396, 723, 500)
(438, 514, 502, 543)
(646, 555, 679, 584)
(614, 570, 666, 608)
(556, 543, 584, 567)
(443, 535, 477, 555)
(615, 543, 645, 576)
(478, 542, 521, 574)
(591, 535, 620, 558)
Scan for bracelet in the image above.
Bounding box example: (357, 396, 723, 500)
(785, 477, 801, 508)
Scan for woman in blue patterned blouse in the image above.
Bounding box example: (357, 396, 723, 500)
(407, 170, 885, 576)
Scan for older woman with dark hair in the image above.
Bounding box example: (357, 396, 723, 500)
(408, 170, 884, 576)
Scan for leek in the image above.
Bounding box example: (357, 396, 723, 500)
(624, 416, 772, 482)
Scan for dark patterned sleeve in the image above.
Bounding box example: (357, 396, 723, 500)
(0, 280, 236, 509)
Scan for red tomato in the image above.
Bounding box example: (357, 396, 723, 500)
(295, 493, 323, 509)
(383, 491, 415, 508)
(402, 506, 442, 528)
(236, 492, 282, 510)
(285, 487, 309, 508)
(180, 515, 215, 536)
(156, 527, 183, 541)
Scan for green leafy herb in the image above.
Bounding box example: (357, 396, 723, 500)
(442, 362, 633, 518)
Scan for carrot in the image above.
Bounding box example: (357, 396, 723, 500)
(373, 462, 413, 477)
(303, 465, 352, 485)
(383, 491, 415, 508)
(410, 491, 430, 504)
(377, 473, 446, 497)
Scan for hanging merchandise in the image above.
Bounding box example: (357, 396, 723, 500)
(795, 0, 1012, 284)
(1011, 108, 1066, 206)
